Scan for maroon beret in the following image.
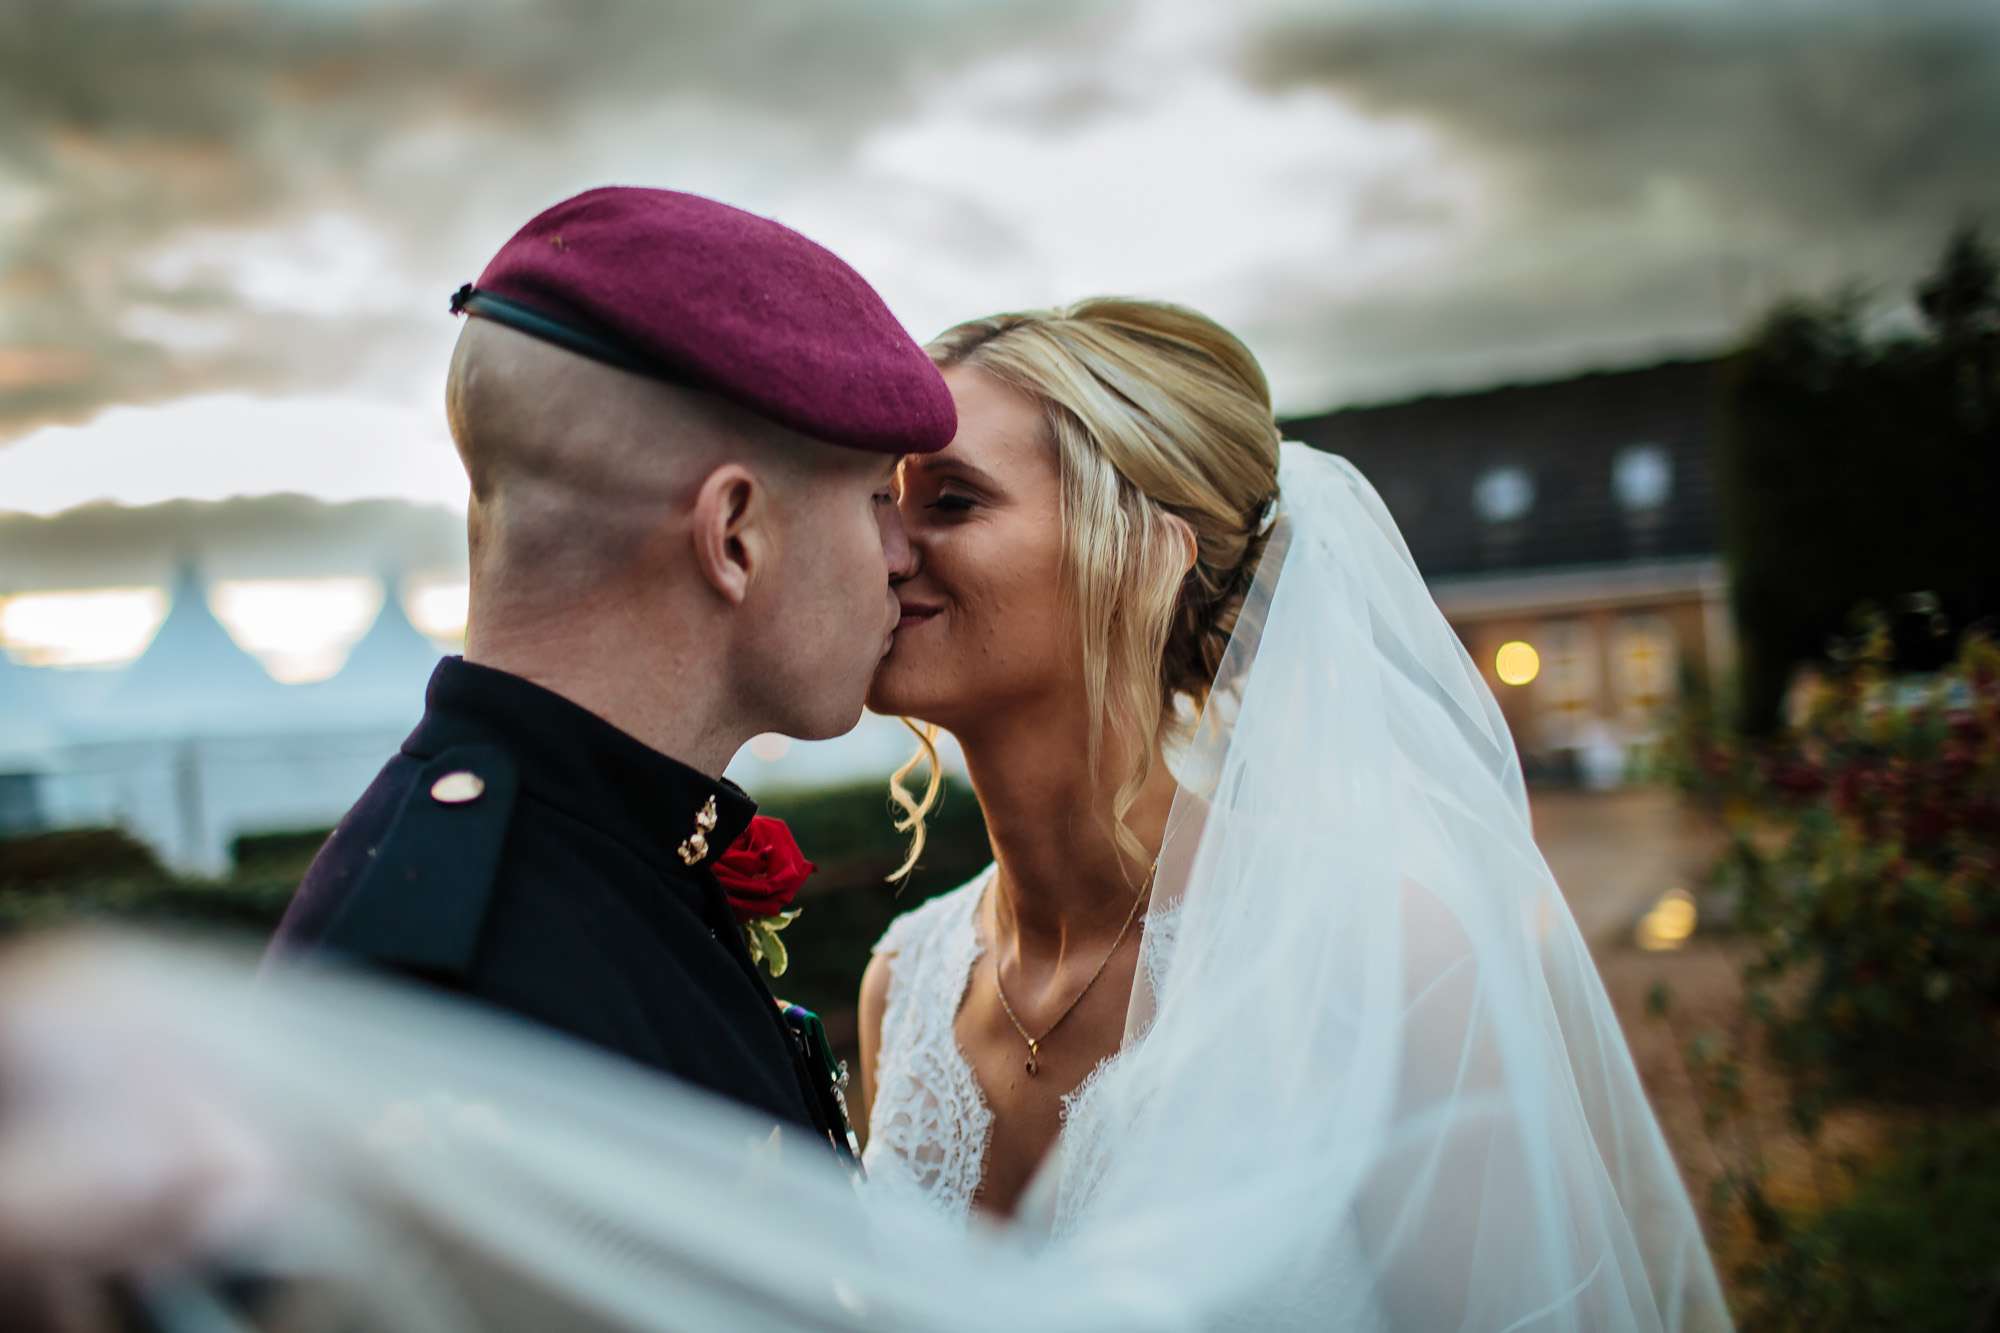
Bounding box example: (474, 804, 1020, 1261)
(451, 186, 954, 454)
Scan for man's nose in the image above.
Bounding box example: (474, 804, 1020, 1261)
(880, 500, 917, 582)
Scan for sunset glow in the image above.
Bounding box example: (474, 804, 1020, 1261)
(209, 578, 382, 684)
(1, 577, 467, 680)
(0, 587, 166, 668)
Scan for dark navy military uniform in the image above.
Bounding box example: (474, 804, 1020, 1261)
(268, 657, 848, 1153)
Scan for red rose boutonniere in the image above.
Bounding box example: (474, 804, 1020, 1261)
(712, 815, 816, 978)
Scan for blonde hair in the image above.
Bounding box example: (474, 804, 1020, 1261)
(889, 297, 1282, 882)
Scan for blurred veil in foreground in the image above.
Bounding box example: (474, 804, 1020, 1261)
(0, 447, 1728, 1331)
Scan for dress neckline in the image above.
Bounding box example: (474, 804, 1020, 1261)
(950, 866, 1178, 1205)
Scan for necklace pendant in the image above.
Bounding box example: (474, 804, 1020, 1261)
(1026, 1041, 1040, 1077)
(1025, 1055, 1039, 1076)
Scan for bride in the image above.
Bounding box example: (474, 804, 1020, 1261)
(855, 297, 1725, 1323)
(0, 299, 1729, 1331)
(858, 299, 1278, 1223)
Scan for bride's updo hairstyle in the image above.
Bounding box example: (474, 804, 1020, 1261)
(891, 297, 1281, 879)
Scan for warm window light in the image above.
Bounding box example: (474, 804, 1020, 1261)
(1495, 640, 1540, 686)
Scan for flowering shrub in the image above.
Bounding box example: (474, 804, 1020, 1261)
(1698, 611, 2000, 1103)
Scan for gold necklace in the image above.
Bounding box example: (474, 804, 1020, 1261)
(990, 861, 1156, 1077)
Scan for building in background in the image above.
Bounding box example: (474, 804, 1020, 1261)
(1284, 357, 1734, 783)
(4, 356, 1736, 869)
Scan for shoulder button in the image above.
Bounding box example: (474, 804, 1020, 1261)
(430, 770, 487, 804)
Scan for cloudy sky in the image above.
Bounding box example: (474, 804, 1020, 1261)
(1, 0, 1996, 655)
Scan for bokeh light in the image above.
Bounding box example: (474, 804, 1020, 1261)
(1495, 640, 1541, 687)
(1635, 887, 1698, 952)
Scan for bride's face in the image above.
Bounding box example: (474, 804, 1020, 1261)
(868, 365, 1079, 730)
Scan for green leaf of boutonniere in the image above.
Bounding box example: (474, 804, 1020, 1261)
(743, 908, 803, 979)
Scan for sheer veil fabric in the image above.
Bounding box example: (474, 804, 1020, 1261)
(3, 445, 1728, 1330)
(1032, 443, 1727, 1327)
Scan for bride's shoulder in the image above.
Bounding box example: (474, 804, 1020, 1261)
(870, 863, 993, 960)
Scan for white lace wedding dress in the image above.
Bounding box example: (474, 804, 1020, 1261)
(862, 863, 1389, 1328)
(861, 864, 1181, 1235)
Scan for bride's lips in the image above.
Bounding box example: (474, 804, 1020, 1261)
(896, 600, 943, 631)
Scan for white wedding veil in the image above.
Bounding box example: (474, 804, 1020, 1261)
(1032, 442, 1728, 1326)
(0, 446, 1728, 1331)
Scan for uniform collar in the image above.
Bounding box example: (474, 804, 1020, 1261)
(403, 657, 757, 878)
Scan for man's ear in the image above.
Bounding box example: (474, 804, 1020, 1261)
(689, 462, 771, 606)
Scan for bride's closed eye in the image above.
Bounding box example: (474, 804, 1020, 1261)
(925, 493, 977, 514)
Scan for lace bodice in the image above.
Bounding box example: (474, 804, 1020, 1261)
(860, 866, 1179, 1227)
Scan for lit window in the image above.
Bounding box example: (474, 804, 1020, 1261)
(1473, 465, 1535, 523)
(1495, 640, 1541, 686)
(1613, 444, 1672, 511)
(1613, 615, 1676, 728)
(1536, 619, 1601, 747)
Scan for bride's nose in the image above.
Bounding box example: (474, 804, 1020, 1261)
(890, 538, 923, 586)
(879, 499, 917, 582)
(891, 502, 928, 585)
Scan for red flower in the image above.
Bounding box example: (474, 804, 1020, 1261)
(712, 815, 816, 924)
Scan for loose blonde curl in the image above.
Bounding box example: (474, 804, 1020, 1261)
(889, 298, 1281, 882)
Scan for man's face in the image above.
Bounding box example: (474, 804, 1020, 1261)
(744, 452, 911, 739)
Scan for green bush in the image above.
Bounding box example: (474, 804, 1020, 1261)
(1733, 1116, 2000, 1332)
(0, 827, 168, 889)
(1655, 608, 2000, 1325)
(0, 875, 295, 937)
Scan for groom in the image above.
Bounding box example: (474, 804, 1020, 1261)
(267, 186, 955, 1157)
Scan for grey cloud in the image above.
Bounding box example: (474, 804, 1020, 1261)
(1245, 9, 2000, 228)
(1234, 4, 2000, 404)
(0, 494, 465, 590)
(0, 0, 1083, 440)
(4, 0, 1996, 448)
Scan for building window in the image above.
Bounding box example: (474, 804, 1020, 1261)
(1613, 444, 1673, 511)
(1473, 465, 1535, 523)
(1613, 614, 1677, 731)
(1535, 619, 1599, 747)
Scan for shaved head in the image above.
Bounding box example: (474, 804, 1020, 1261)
(445, 318, 806, 588)
(440, 316, 914, 757)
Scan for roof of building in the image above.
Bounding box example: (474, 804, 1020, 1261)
(1282, 357, 1728, 581)
(89, 561, 285, 736)
(306, 574, 440, 727)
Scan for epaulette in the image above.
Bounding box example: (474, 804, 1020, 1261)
(320, 744, 519, 982)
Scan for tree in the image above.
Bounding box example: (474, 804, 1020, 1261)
(1718, 224, 2000, 735)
